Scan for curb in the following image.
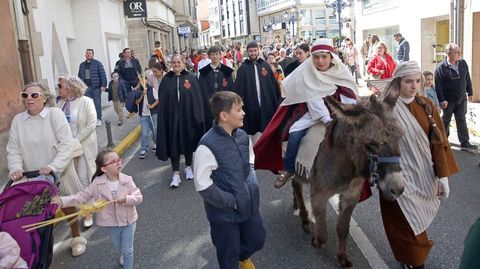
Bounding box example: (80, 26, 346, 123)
(113, 125, 141, 156)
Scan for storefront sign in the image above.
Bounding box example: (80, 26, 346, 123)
(178, 26, 191, 35)
(124, 0, 147, 18)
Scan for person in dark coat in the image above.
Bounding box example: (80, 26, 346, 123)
(116, 48, 142, 93)
(198, 46, 234, 131)
(233, 41, 280, 141)
(156, 55, 205, 188)
(284, 43, 310, 77)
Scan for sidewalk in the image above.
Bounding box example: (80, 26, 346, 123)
(0, 102, 140, 189)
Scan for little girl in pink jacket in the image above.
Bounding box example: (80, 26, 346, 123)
(52, 150, 142, 269)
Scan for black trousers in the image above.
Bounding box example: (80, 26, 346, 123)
(442, 97, 469, 144)
(170, 152, 193, 171)
(210, 212, 266, 269)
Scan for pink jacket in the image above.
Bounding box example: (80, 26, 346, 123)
(61, 173, 143, 227)
(0, 232, 27, 269)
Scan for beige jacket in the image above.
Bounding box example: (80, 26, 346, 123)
(61, 173, 143, 227)
(57, 96, 98, 182)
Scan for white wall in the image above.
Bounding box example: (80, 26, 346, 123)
(354, 0, 451, 68)
(32, 0, 126, 90)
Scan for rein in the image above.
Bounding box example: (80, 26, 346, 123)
(368, 154, 400, 186)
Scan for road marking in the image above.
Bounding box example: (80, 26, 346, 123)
(293, 195, 389, 269)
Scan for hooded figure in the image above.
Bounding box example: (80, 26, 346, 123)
(233, 41, 281, 136)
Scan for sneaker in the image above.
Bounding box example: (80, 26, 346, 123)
(170, 174, 181, 188)
(83, 216, 93, 228)
(274, 170, 295, 189)
(118, 120, 123, 126)
(119, 254, 124, 266)
(96, 119, 102, 127)
(239, 258, 255, 269)
(185, 167, 194, 180)
(461, 141, 478, 150)
(139, 150, 147, 159)
(152, 145, 156, 152)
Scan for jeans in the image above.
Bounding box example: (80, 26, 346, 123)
(442, 97, 469, 144)
(85, 87, 102, 120)
(108, 222, 136, 269)
(140, 114, 157, 152)
(210, 213, 266, 269)
(283, 128, 309, 172)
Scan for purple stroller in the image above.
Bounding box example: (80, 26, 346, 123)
(0, 171, 58, 269)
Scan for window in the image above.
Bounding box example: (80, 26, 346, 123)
(315, 30, 326, 38)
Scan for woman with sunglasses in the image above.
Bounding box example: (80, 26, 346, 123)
(6, 82, 86, 258)
(57, 74, 98, 231)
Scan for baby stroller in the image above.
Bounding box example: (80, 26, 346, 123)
(0, 171, 59, 269)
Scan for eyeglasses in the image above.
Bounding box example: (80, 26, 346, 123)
(57, 83, 63, 89)
(102, 158, 123, 167)
(20, 92, 44, 99)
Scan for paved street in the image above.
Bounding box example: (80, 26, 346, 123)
(51, 134, 480, 269)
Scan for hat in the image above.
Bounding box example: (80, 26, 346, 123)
(311, 38, 334, 54)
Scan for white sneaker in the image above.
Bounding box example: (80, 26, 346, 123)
(170, 174, 181, 188)
(119, 254, 124, 266)
(96, 119, 102, 127)
(185, 167, 194, 180)
(83, 216, 93, 228)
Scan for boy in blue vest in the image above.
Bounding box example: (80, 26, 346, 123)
(193, 91, 266, 269)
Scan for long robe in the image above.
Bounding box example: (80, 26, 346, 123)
(156, 70, 205, 161)
(234, 57, 280, 135)
(380, 96, 459, 266)
(198, 64, 234, 131)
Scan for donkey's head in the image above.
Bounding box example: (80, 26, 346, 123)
(325, 93, 404, 201)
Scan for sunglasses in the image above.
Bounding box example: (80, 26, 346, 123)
(103, 158, 123, 167)
(20, 92, 44, 99)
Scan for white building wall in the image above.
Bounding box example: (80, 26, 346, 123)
(31, 0, 126, 90)
(353, 0, 451, 69)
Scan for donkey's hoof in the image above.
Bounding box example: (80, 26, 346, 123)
(337, 254, 353, 268)
(311, 237, 324, 249)
(301, 221, 312, 234)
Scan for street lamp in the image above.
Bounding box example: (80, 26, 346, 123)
(326, 0, 350, 46)
(283, 7, 302, 41)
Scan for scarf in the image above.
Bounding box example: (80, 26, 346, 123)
(281, 54, 358, 106)
(394, 101, 440, 235)
(60, 97, 76, 117)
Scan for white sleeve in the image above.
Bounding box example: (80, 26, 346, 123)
(193, 145, 218, 191)
(306, 98, 330, 121)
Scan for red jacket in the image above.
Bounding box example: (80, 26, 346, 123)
(367, 53, 396, 79)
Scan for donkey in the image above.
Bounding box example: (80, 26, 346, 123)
(291, 93, 405, 268)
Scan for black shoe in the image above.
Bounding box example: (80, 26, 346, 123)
(461, 141, 478, 150)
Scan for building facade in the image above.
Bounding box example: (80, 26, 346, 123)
(127, 0, 176, 68)
(353, 0, 480, 101)
(257, 0, 342, 44)
(219, 0, 253, 45)
(173, 0, 199, 51)
(208, 0, 222, 45)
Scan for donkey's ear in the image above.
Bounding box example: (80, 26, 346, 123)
(381, 86, 399, 111)
(325, 96, 366, 124)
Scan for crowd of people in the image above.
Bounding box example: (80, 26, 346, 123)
(2, 33, 479, 269)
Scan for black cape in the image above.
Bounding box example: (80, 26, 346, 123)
(156, 70, 205, 161)
(233, 57, 280, 135)
(198, 64, 235, 131)
(284, 60, 301, 77)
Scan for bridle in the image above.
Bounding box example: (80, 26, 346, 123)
(368, 154, 401, 186)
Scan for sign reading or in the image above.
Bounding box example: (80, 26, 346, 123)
(124, 0, 147, 18)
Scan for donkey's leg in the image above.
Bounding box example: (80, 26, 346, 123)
(292, 176, 311, 233)
(336, 177, 364, 268)
(310, 182, 331, 248)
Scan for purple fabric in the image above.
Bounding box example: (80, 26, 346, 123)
(0, 180, 58, 268)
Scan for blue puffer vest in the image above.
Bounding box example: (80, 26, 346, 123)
(199, 123, 260, 224)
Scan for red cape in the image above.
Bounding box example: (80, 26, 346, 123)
(253, 87, 372, 202)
